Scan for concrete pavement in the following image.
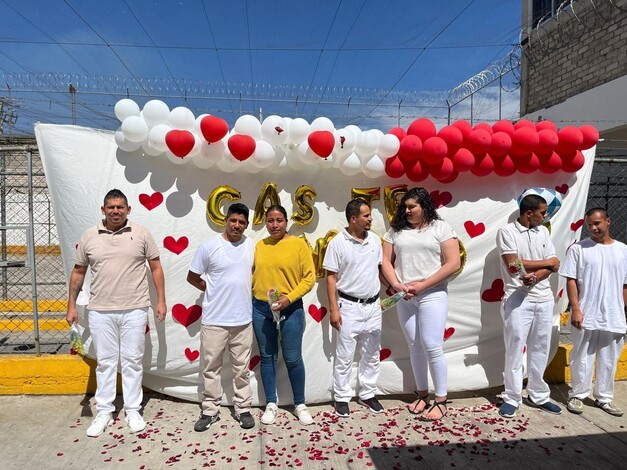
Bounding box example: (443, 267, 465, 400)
(1, 382, 627, 469)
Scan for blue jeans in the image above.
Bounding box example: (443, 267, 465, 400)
(252, 298, 306, 405)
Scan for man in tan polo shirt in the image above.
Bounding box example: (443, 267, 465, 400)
(66, 189, 167, 437)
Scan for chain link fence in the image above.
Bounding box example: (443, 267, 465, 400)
(1, 137, 68, 354)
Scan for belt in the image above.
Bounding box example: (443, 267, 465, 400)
(338, 290, 379, 305)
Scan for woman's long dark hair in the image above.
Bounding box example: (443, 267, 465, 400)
(390, 187, 440, 232)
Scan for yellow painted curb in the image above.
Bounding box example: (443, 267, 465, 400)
(545, 343, 627, 384)
(0, 300, 67, 312)
(0, 319, 68, 332)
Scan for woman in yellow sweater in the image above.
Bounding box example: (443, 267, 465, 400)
(252, 205, 315, 426)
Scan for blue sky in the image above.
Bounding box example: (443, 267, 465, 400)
(0, 0, 522, 134)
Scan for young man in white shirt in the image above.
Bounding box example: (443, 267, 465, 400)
(560, 208, 627, 417)
(496, 194, 562, 418)
(187, 203, 256, 430)
(323, 198, 385, 417)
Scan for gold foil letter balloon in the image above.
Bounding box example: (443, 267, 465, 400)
(206, 185, 241, 226)
(384, 184, 408, 223)
(253, 182, 280, 225)
(291, 185, 317, 226)
(351, 187, 381, 207)
(299, 230, 338, 278)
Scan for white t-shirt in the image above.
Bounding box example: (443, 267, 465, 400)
(383, 219, 456, 287)
(189, 235, 254, 326)
(323, 229, 382, 298)
(496, 220, 556, 302)
(560, 238, 627, 334)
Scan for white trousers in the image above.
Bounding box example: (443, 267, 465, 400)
(89, 308, 148, 413)
(396, 289, 448, 397)
(569, 327, 625, 403)
(333, 299, 382, 402)
(501, 292, 553, 406)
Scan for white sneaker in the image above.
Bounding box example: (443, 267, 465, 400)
(125, 410, 146, 433)
(294, 404, 313, 425)
(261, 403, 278, 425)
(86, 412, 113, 437)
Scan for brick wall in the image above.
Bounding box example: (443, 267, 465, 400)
(521, 0, 627, 114)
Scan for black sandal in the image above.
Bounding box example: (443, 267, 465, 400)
(419, 399, 450, 422)
(407, 392, 430, 415)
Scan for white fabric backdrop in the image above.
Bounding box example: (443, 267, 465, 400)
(35, 123, 594, 404)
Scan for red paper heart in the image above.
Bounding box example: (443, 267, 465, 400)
(555, 184, 569, 195)
(379, 348, 391, 361)
(164, 236, 189, 255)
(308, 304, 328, 323)
(522, 345, 527, 354)
(558, 288, 564, 299)
(481, 279, 504, 302)
(464, 221, 485, 238)
(145, 324, 150, 335)
(249, 355, 260, 371)
(185, 347, 200, 362)
(430, 190, 452, 208)
(172, 303, 202, 327)
(570, 219, 584, 231)
(443, 327, 455, 341)
(165, 129, 195, 158)
(139, 192, 163, 211)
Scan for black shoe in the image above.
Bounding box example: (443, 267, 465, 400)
(358, 396, 384, 413)
(236, 412, 255, 429)
(194, 413, 220, 432)
(334, 401, 350, 417)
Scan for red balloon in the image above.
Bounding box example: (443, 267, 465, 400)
(199, 115, 229, 143)
(436, 169, 459, 184)
(438, 125, 464, 150)
(514, 119, 535, 130)
(430, 157, 454, 180)
(398, 135, 422, 163)
(227, 134, 256, 161)
(388, 126, 407, 141)
(511, 127, 539, 155)
(473, 123, 494, 135)
(516, 153, 541, 174)
(488, 131, 512, 158)
(579, 125, 599, 150)
(537, 129, 559, 155)
(422, 136, 448, 165)
(536, 120, 557, 133)
(165, 129, 195, 158)
(493, 155, 516, 177)
(452, 120, 473, 138)
(385, 156, 405, 178)
(404, 159, 428, 182)
(407, 118, 436, 141)
(308, 130, 335, 158)
(538, 151, 562, 174)
(492, 120, 515, 135)
(471, 154, 494, 176)
(465, 129, 492, 154)
(562, 150, 585, 172)
(451, 148, 475, 172)
(557, 126, 584, 152)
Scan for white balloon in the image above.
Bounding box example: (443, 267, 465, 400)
(288, 118, 310, 144)
(310, 116, 335, 132)
(362, 154, 386, 178)
(318, 153, 334, 169)
(148, 124, 172, 153)
(166, 150, 190, 165)
(192, 151, 215, 169)
(142, 100, 170, 127)
(340, 152, 362, 176)
(377, 134, 401, 159)
(242, 159, 264, 173)
(169, 106, 195, 130)
(114, 129, 142, 152)
(261, 115, 288, 146)
(141, 137, 163, 156)
(355, 130, 380, 160)
(251, 140, 276, 168)
(267, 154, 288, 174)
(200, 139, 226, 163)
(369, 128, 384, 140)
(234, 115, 262, 140)
(333, 128, 356, 157)
(216, 153, 240, 173)
(187, 132, 203, 158)
(114, 99, 140, 122)
(297, 141, 319, 166)
(121, 115, 149, 143)
(286, 145, 307, 170)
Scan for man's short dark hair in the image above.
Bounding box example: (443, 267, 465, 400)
(103, 189, 128, 206)
(226, 203, 250, 222)
(585, 207, 609, 219)
(345, 198, 368, 222)
(519, 194, 546, 214)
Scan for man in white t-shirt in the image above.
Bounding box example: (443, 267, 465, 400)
(323, 198, 386, 417)
(560, 208, 627, 417)
(187, 203, 255, 431)
(496, 194, 562, 418)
